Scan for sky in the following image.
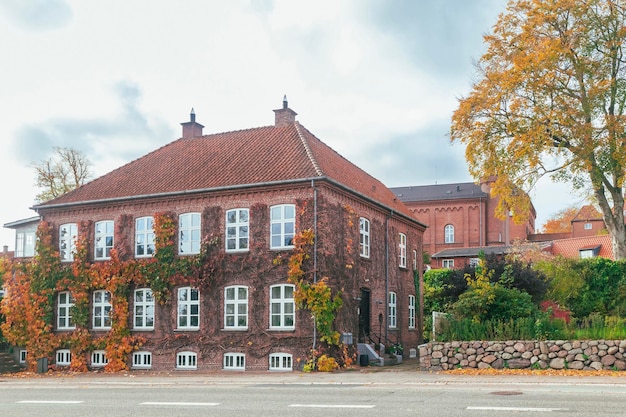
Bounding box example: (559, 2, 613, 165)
(0, 0, 588, 250)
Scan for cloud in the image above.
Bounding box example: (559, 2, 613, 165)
(11, 80, 173, 170)
(363, 0, 504, 78)
(362, 121, 471, 187)
(0, 0, 73, 31)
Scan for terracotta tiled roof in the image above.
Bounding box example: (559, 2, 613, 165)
(572, 205, 603, 222)
(34, 121, 416, 220)
(547, 235, 613, 260)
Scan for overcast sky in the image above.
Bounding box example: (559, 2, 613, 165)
(0, 0, 586, 249)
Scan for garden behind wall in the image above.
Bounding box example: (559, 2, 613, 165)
(419, 339, 626, 371)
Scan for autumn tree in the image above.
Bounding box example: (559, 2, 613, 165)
(32, 146, 93, 203)
(541, 206, 579, 233)
(451, 0, 626, 259)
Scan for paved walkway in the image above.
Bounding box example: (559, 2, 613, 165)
(3, 358, 626, 387)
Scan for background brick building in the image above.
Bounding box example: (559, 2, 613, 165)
(391, 179, 536, 269)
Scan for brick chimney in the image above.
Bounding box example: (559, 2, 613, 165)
(181, 108, 204, 139)
(273, 95, 297, 127)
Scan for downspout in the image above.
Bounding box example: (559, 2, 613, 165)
(312, 179, 318, 351)
(385, 210, 392, 345)
(480, 197, 484, 246)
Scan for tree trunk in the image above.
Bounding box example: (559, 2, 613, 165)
(594, 186, 626, 261)
(607, 219, 626, 261)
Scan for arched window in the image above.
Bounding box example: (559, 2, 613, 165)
(444, 224, 455, 244)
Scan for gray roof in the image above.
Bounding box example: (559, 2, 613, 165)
(389, 182, 488, 203)
(431, 245, 510, 258)
(3, 216, 40, 229)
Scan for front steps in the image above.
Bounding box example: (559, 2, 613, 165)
(0, 350, 22, 374)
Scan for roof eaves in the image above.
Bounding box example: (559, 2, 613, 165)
(3, 216, 41, 229)
(32, 178, 320, 211)
(323, 178, 427, 229)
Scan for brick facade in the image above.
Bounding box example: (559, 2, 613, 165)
(391, 181, 535, 269)
(25, 103, 426, 372)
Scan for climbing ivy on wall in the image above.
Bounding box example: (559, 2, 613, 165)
(284, 228, 344, 346)
(0, 202, 357, 373)
(0, 213, 215, 372)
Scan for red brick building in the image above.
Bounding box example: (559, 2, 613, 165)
(390, 179, 536, 269)
(27, 99, 426, 371)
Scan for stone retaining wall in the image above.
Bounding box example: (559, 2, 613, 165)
(419, 340, 626, 371)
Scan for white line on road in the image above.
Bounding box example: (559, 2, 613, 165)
(141, 402, 219, 406)
(17, 400, 84, 404)
(289, 404, 376, 409)
(467, 406, 568, 412)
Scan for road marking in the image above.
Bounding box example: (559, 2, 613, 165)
(141, 402, 219, 406)
(467, 406, 567, 412)
(17, 400, 84, 404)
(289, 404, 375, 409)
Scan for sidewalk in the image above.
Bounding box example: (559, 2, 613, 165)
(3, 358, 626, 387)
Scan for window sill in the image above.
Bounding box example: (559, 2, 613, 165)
(222, 328, 248, 332)
(174, 328, 200, 332)
(132, 328, 155, 332)
(267, 328, 295, 332)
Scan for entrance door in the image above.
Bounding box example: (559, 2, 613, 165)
(358, 288, 371, 343)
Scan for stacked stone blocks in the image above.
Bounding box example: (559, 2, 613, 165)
(419, 340, 626, 371)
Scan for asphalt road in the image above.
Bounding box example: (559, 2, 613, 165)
(2, 365, 626, 416)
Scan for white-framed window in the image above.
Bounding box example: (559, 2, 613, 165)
(135, 216, 155, 258)
(224, 286, 248, 329)
(176, 351, 197, 370)
(179, 212, 201, 255)
(15, 232, 35, 257)
(388, 291, 397, 329)
(408, 295, 416, 329)
(134, 288, 154, 330)
(94, 220, 114, 260)
(270, 204, 295, 249)
(584, 222, 593, 230)
(91, 350, 108, 367)
(269, 353, 293, 371)
(359, 217, 370, 258)
(19, 349, 27, 364)
(413, 249, 418, 270)
(177, 287, 199, 329)
(223, 353, 245, 370)
(444, 224, 454, 244)
(442, 259, 454, 269)
(270, 284, 295, 330)
(226, 208, 249, 252)
(399, 233, 407, 268)
(579, 249, 595, 259)
(469, 258, 480, 267)
(59, 223, 78, 262)
(92, 290, 112, 329)
(132, 351, 152, 369)
(56, 349, 71, 366)
(16, 232, 25, 257)
(57, 291, 75, 330)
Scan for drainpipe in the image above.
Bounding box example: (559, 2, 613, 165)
(311, 179, 318, 351)
(384, 210, 392, 345)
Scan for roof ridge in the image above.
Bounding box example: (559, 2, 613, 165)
(295, 122, 323, 177)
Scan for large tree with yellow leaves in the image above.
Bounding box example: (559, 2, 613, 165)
(451, 0, 626, 260)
